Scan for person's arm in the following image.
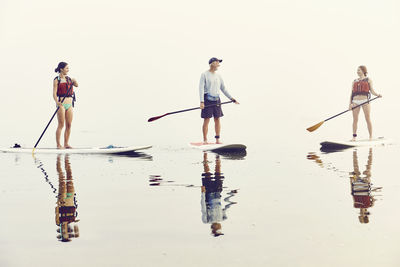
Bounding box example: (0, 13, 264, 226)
(220, 77, 239, 103)
(55, 206, 60, 225)
(53, 79, 61, 106)
(219, 77, 232, 100)
(368, 78, 382, 97)
(72, 78, 78, 87)
(200, 192, 208, 223)
(199, 73, 205, 109)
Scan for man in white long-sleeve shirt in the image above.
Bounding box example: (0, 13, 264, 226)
(199, 58, 238, 144)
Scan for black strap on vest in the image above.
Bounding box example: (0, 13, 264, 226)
(55, 76, 76, 107)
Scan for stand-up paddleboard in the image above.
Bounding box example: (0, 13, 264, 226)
(189, 142, 246, 152)
(320, 137, 392, 151)
(0, 145, 152, 155)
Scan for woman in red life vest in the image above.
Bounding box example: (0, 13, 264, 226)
(349, 66, 381, 141)
(53, 62, 78, 149)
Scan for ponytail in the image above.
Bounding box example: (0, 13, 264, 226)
(55, 62, 68, 73)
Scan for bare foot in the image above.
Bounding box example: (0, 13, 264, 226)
(64, 145, 73, 149)
(216, 139, 222, 144)
(57, 145, 64, 149)
(203, 140, 209, 145)
(351, 138, 356, 142)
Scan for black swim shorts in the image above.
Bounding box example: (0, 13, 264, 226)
(201, 97, 224, 118)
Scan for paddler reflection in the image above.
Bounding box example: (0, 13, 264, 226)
(201, 152, 237, 237)
(307, 148, 382, 224)
(55, 155, 79, 242)
(350, 148, 381, 224)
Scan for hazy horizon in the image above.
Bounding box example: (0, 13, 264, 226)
(1, 0, 399, 148)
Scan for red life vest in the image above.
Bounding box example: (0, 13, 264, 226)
(352, 78, 370, 98)
(55, 76, 74, 97)
(353, 195, 372, 208)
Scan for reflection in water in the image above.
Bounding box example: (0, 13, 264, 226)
(35, 158, 57, 194)
(149, 175, 164, 186)
(215, 150, 247, 160)
(148, 152, 239, 237)
(350, 148, 382, 224)
(55, 155, 79, 241)
(306, 153, 324, 168)
(307, 148, 382, 224)
(201, 152, 238, 237)
(35, 155, 80, 242)
(149, 175, 195, 187)
(107, 151, 153, 162)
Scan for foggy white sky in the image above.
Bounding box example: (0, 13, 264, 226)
(0, 0, 399, 147)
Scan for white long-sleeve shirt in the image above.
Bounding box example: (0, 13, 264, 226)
(201, 192, 227, 223)
(199, 70, 233, 102)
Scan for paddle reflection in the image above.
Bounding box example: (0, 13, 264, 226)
(307, 148, 382, 224)
(201, 152, 238, 237)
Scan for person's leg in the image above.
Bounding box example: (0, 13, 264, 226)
(214, 117, 221, 144)
(352, 106, 361, 141)
(362, 103, 372, 139)
(203, 118, 210, 143)
(215, 154, 221, 173)
(213, 100, 223, 144)
(56, 107, 66, 148)
(64, 155, 75, 206)
(64, 107, 74, 148)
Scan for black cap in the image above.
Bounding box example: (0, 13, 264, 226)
(209, 57, 223, 64)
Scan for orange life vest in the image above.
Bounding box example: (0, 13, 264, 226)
(352, 78, 370, 98)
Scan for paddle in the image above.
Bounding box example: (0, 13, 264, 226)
(148, 100, 234, 122)
(32, 79, 73, 153)
(307, 96, 381, 132)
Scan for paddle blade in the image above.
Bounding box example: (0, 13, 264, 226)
(307, 121, 324, 132)
(148, 114, 167, 122)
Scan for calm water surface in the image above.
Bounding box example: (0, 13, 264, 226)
(1, 141, 400, 267)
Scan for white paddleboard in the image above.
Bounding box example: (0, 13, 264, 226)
(189, 142, 246, 152)
(0, 145, 152, 154)
(320, 137, 392, 150)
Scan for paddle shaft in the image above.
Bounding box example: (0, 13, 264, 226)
(167, 100, 233, 116)
(33, 83, 73, 149)
(324, 96, 380, 122)
(148, 100, 234, 122)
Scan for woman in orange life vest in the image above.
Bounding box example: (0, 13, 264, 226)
(53, 62, 78, 149)
(349, 66, 381, 141)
